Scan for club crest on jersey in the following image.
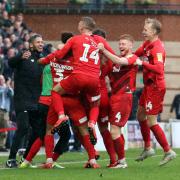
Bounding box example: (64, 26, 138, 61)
(157, 53, 163, 62)
(89, 39, 98, 47)
(113, 65, 120, 72)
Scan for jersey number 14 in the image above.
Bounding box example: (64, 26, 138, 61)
(80, 43, 99, 64)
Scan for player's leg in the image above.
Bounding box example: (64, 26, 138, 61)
(86, 79, 101, 145)
(98, 122, 117, 167)
(110, 125, 127, 168)
(78, 124, 100, 168)
(6, 111, 29, 168)
(51, 75, 80, 133)
(98, 87, 116, 166)
(87, 100, 99, 145)
(135, 89, 154, 162)
(147, 114, 176, 166)
(109, 94, 132, 168)
(52, 122, 71, 162)
(51, 84, 68, 132)
(135, 106, 155, 161)
(42, 106, 57, 168)
(20, 103, 48, 168)
(65, 96, 100, 168)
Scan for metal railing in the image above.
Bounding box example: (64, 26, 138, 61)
(11, 2, 180, 14)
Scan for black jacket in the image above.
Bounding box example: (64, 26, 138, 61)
(170, 94, 180, 119)
(8, 50, 43, 112)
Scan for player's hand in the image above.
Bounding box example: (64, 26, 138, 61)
(57, 43, 64, 50)
(97, 43, 105, 51)
(135, 58, 143, 66)
(38, 57, 45, 64)
(22, 50, 31, 59)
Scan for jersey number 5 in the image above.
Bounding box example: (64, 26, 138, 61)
(115, 112, 121, 123)
(80, 43, 99, 64)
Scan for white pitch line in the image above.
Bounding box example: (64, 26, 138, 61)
(0, 154, 178, 169)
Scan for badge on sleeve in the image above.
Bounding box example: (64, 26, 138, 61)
(157, 53, 163, 62)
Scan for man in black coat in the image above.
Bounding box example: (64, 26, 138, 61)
(170, 94, 180, 119)
(6, 34, 44, 168)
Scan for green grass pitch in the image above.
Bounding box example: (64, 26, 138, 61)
(0, 149, 179, 180)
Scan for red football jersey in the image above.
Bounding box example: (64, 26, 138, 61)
(50, 34, 100, 78)
(135, 39, 166, 88)
(109, 54, 138, 94)
(100, 60, 113, 88)
(40, 56, 73, 86)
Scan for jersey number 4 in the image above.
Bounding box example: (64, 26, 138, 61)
(80, 44, 99, 64)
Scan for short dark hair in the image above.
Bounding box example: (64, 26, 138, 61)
(61, 32, 74, 44)
(29, 34, 42, 44)
(81, 16, 96, 31)
(92, 28, 106, 38)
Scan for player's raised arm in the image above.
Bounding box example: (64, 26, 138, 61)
(98, 43, 128, 65)
(54, 37, 73, 60)
(38, 53, 55, 65)
(135, 48, 165, 75)
(98, 34, 138, 66)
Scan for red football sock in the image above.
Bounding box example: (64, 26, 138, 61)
(89, 106, 99, 124)
(44, 135, 54, 159)
(139, 120, 151, 148)
(26, 138, 43, 162)
(101, 129, 116, 163)
(51, 90, 64, 115)
(82, 134, 95, 160)
(113, 135, 125, 160)
(52, 152, 60, 161)
(150, 124, 170, 152)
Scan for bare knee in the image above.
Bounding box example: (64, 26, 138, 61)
(110, 125, 121, 140)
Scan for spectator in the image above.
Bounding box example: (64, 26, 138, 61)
(0, 74, 13, 152)
(170, 94, 180, 119)
(3, 47, 15, 79)
(129, 88, 143, 120)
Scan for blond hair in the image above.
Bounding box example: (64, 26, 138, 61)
(145, 18, 162, 34)
(119, 34, 134, 43)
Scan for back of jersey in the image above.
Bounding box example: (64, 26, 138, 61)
(71, 34, 100, 78)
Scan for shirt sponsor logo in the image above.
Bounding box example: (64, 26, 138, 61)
(79, 116, 88, 124)
(157, 53, 163, 62)
(50, 62, 73, 70)
(113, 65, 121, 72)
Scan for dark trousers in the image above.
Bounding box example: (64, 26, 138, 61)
(9, 108, 44, 159)
(23, 104, 48, 159)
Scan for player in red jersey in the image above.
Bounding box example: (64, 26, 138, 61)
(40, 17, 115, 144)
(42, 31, 100, 169)
(39, 17, 100, 141)
(134, 18, 176, 166)
(92, 29, 117, 167)
(98, 34, 138, 168)
(21, 33, 99, 169)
